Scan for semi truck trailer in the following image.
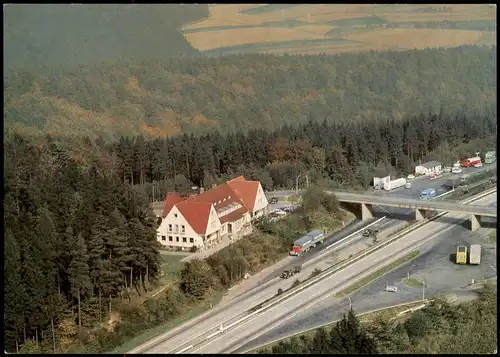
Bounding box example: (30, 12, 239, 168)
(469, 244, 482, 265)
(289, 229, 325, 256)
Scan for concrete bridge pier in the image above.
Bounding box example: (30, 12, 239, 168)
(361, 203, 373, 221)
(470, 214, 482, 231)
(415, 209, 425, 221)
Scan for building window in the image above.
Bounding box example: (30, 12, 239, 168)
(176, 237, 179, 242)
(174, 213, 178, 218)
(161, 235, 166, 241)
(168, 224, 172, 232)
(189, 238, 194, 243)
(175, 224, 179, 233)
(168, 236, 173, 241)
(183, 237, 187, 243)
(181, 225, 185, 234)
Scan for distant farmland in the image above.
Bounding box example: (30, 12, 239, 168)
(182, 4, 496, 55)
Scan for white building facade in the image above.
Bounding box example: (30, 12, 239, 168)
(414, 161, 442, 176)
(157, 176, 268, 251)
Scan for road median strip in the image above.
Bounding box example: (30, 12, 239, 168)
(333, 250, 420, 297)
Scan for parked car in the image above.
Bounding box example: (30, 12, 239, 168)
(474, 162, 483, 168)
(452, 167, 462, 174)
(443, 166, 452, 173)
(407, 174, 415, 180)
(269, 197, 278, 204)
(405, 182, 412, 189)
(385, 285, 398, 293)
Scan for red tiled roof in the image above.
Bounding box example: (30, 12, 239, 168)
(219, 206, 248, 224)
(193, 183, 243, 210)
(227, 178, 260, 212)
(162, 192, 185, 218)
(160, 176, 261, 236)
(176, 200, 213, 235)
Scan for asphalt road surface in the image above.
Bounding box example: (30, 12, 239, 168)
(238, 201, 497, 352)
(268, 163, 496, 219)
(178, 193, 496, 354)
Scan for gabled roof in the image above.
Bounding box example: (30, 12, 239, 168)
(160, 176, 263, 236)
(176, 200, 213, 235)
(227, 177, 260, 212)
(162, 192, 184, 218)
(193, 182, 243, 210)
(420, 161, 442, 169)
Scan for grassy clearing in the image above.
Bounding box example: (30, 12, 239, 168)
(402, 277, 426, 288)
(111, 291, 223, 354)
(344, 28, 485, 50)
(334, 250, 420, 297)
(157, 253, 188, 286)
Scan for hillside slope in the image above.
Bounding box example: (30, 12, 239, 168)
(4, 46, 496, 141)
(3, 4, 209, 71)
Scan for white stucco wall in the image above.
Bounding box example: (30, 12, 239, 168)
(252, 183, 269, 214)
(157, 205, 203, 248)
(204, 204, 222, 237)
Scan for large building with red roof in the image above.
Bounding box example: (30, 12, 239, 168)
(157, 176, 269, 250)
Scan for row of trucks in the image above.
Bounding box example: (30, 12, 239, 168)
(456, 244, 481, 265)
(461, 151, 496, 167)
(289, 229, 325, 256)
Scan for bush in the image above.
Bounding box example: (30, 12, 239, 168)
(277, 288, 284, 296)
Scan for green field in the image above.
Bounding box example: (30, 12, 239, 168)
(240, 4, 300, 15)
(326, 15, 386, 27)
(202, 38, 352, 56)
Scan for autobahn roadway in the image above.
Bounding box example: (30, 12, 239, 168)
(138, 192, 496, 353)
(184, 192, 497, 354)
(236, 203, 498, 353)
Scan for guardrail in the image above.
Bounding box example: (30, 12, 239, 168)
(169, 188, 496, 353)
(240, 299, 432, 354)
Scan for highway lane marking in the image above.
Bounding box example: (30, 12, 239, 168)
(190, 193, 497, 353)
(141, 190, 493, 354)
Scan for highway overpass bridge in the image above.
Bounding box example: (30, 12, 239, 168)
(330, 191, 497, 231)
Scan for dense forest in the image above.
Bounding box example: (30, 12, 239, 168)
(4, 45, 496, 139)
(3, 104, 497, 352)
(3, 4, 208, 71)
(106, 107, 496, 200)
(3, 133, 162, 352)
(259, 284, 497, 354)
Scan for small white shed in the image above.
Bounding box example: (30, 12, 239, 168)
(415, 161, 442, 176)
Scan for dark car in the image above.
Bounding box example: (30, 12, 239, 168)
(269, 197, 279, 204)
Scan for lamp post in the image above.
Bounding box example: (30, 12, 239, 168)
(412, 275, 426, 302)
(339, 291, 352, 310)
(295, 173, 302, 196)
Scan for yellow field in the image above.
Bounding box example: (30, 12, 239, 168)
(293, 24, 335, 35)
(182, 4, 496, 54)
(344, 28, 485, 50)
(185, 27, 328, 51)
